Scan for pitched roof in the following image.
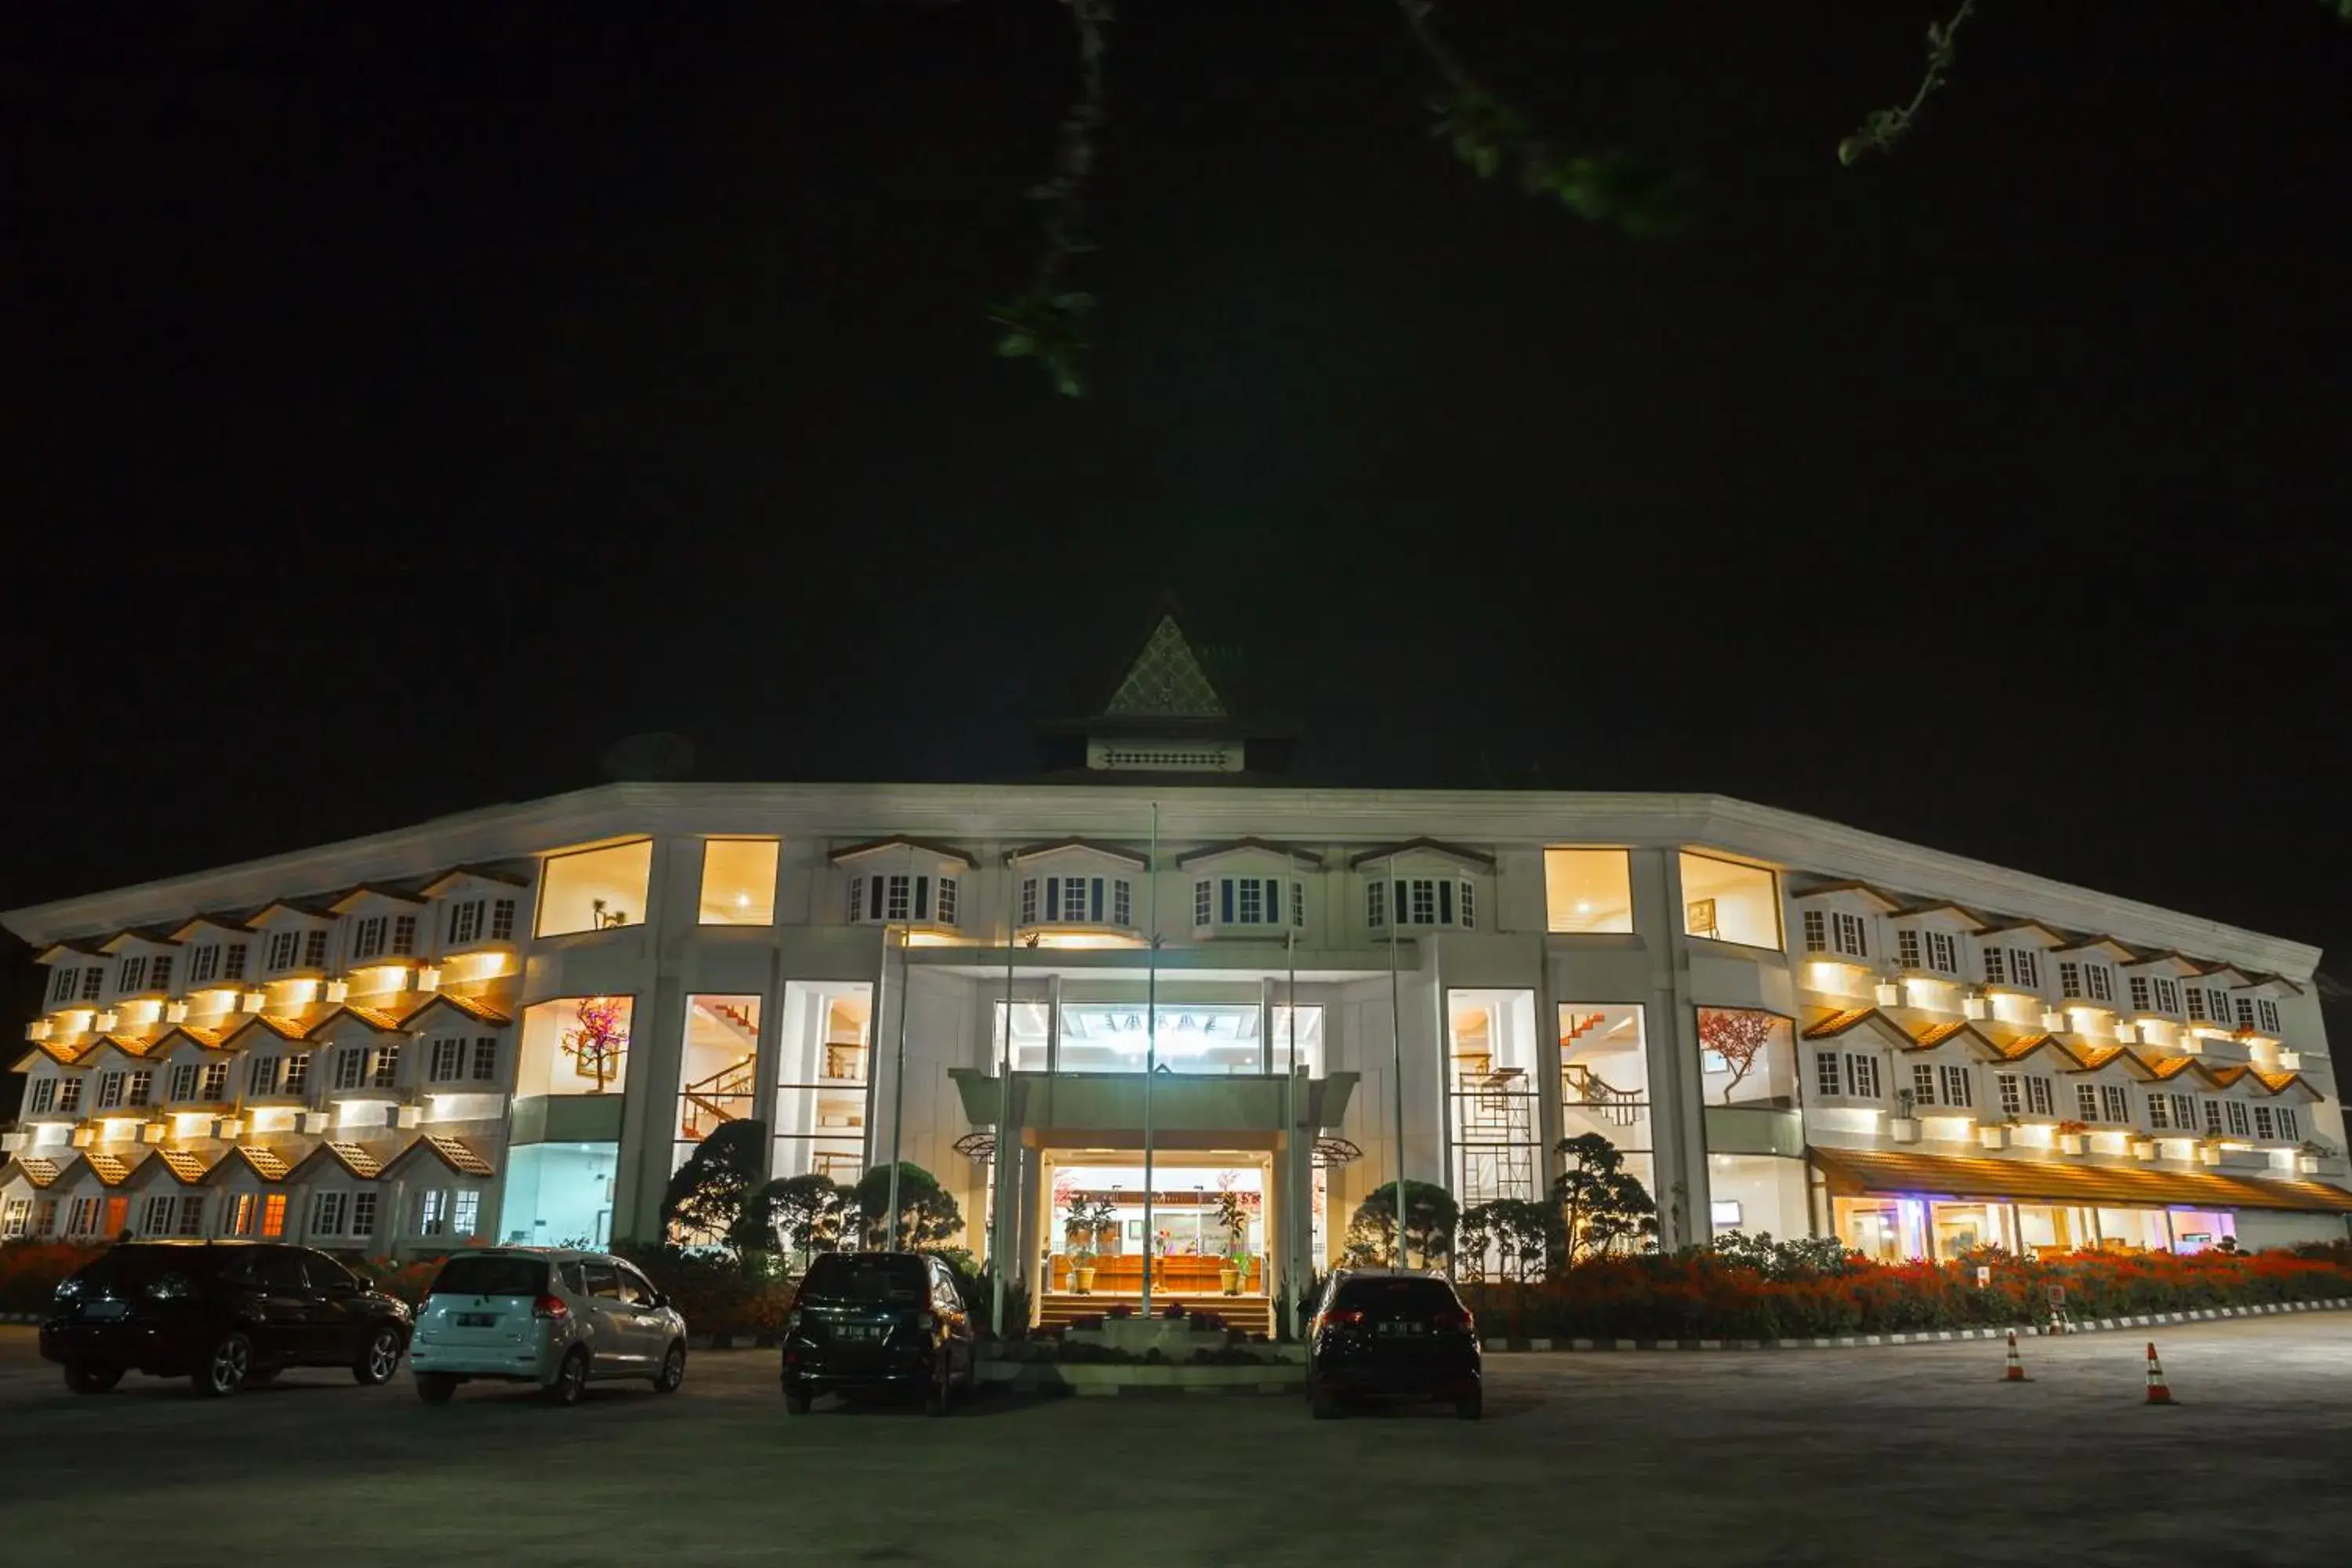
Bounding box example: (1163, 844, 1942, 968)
(1888, 902, 1993, 929)
(313, 1141, 388, 1179)
(1813, 1146, 2352, 1214)
(154, 1148, 220, 1185)
(21, 1038, 102, 1068)
(417, 862, 535, 896)
(245, 898, 340, 925)
(328, 883, 430, 912)
(1986, 1033, 2073, 1064)
(1801, 1007, 1878, 1040)
(1973, 920, 2071, 944)
(826, 837, 979, 869)
(406, 992, 511, 1029)
(2058, 1044, 2134, 1073)
(1906, 1022, 2005, 1058)
(1174, 837, 1326, 869)
(34, 938, 112, 962)
(2132, 1052, 2206, 1081)
(169, 912, 256, 939)
(220, 1014, 319, 1047)
(1098, 610, 1229, 720)
(292, 1004, 405, 1041)
(1345, 837, 1497, 870)
(82, 1152, 136, 1186)
(1790, 879, 1909, 910)
(85, 1033, 168, 1062)
(1003, 837, 1150, 869)
(230, 1145, 294, 1182)
(148, 1025, 230, 1054)
(419, 1134, 496, 1177)
(5, 1157, 66, 1188)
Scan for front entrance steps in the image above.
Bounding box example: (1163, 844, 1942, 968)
(1037, 1291, 1276, 1339)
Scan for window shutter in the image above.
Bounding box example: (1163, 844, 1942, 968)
(1221, 879, 1235, 924)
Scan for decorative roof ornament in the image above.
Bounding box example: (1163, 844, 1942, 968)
(1102, 614, 1226, 719)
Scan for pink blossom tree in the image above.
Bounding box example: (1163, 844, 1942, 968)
(1697, 1008, 1781, 1105)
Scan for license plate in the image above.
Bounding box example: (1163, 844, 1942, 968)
(82, 1301, 129, 1321)
(837, 1325, 881, 1341)
(456, 1313, 498, 1328)
(1376, 1320, 1426, 1338)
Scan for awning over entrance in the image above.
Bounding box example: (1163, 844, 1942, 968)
(948, 1068, 1356, 1146)
(1813, 1148, 2352, 1215)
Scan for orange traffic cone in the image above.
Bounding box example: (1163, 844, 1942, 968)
(2144, 1341, 2176, 1406)
(2002, 1330, 2030, 1382)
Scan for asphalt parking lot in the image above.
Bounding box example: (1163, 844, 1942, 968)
(3, 1316, 2350, 1565)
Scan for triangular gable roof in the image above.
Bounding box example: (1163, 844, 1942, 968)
(301, 1004, 411, 1040)
(1985, 1033, 2074, 1065)
(2121, 950, 2204, 975)
(2194, 964, 2252, 987)
(827, 837, 979, 869)
(82, 1033, 169, 1064)
(169, 913, 256, 941)
(82, 1151, 139, 1186)
(2, 1156, 69, 1189)
(1099, 611, 1229, 720)
(328, 883, 430, 913)
(1798, 1007, 1917, 1049)
(2056, 1043, 2151, 1078)
(98, 926, 184, 955)
(2054, 934, 2137, 960)
(1174, 837, 1327, 870)
(1905, 1022, 2007, 1058)
(2131, 1052, 2206, 1082)
(382, 1133, 499, 1180)
(416, 862, 535, 897)
(145, 1025, 231, 1057)
(399, 993, 513, 1030)
(1346, 837, 1497, 871)
(289, 1141, 393, 1181)
(2231, 971, 2303, 996)
(1790, 879, 1908, 911)
(150, 1148, 222, 1185)
(2252, 1069, 2321, 1102)
(1974, 920, 2071, 946)
(1887, 902, 1993, 930)
(1004, 837, 1150, 869)
(245, 898, 339, 927)
(15, 1038, 102, 1071)
(222, 1145, 296, 1183)
(219, 1014, 321, 1049)
(34, 938, 111, 963)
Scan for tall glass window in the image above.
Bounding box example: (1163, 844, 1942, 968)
(674, 995, 761, 1173)
(775, 982, 870, 1181)
(1696, 1007, 1796, 1107)
(698, 840, 779, 925)
(1544, 849, 1635, 933)
(1679, 851, 1782, 949)
(515, 996, 634, 1097)
(1559, 1001, 1653, 1200)
(1448, 989, 1540, 1202)
(536, 840, 653, 937)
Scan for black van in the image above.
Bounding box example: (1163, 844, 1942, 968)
(779, 1252, 976, 1415)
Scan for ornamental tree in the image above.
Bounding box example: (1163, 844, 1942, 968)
(1345, 1178, 1459, 1269)
(1554, 1132, 1658, 1265)
(1697, 1008, 1783, 1105)
(560, 995, 629, 1092)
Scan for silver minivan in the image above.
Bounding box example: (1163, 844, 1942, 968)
(408, 1248, 688, 1406)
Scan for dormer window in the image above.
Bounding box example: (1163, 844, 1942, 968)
(1366, 873, 1475, 931)
(2234, 996, 2281, 1036)
(2056, 961, 2116, 1005)
(1190, 875, 1306, 935)
(189, 944, 223, 985)
(116, 956, 147, 994)
(1802, 909, 1871, 960)
(1895, 928, 1962, 976)
(267, 931, 300, 972)
(2127, 975, 2182, 1017)
(445, 897, 517, 947)
(833, 838, 976, 934)
(1007, 840, 1145, 938)
(1980, 946, 2042, 990)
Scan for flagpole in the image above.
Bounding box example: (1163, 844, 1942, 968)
(1388, 854, 1407, 1268)
(991, 860, 1017, 1334)
(885, 919, 911, 1250)
(1141, 802, 1160, 1318)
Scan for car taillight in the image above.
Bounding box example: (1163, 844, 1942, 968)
(532, 1294, 568, 1320)
(1432, 1309, 1472, 1332)
(1319, 1308, 1365, 1332)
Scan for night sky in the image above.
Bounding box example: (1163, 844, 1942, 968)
(4, 3, 2348, 1018)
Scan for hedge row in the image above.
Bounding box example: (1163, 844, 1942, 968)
(1458, 1244, 2352, 1341)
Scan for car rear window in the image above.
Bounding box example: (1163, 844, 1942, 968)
(74, 1245, 227, 1286)
(427, 1255, 549, 1298)
(1333, 1276, 1460, 1318)
(799, 1253, 928, 1303)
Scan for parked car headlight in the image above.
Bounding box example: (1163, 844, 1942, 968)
(144, 1272, 192, 1301)
(54, 1276, 85, 1303)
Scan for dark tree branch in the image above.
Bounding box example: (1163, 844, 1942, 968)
(990, 0, 1110, 397)
(1838, 0, 1978, 165)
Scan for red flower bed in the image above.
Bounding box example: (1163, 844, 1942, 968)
(1461, 1243, 2352, 1342)
(0, 1243, 106, 1314)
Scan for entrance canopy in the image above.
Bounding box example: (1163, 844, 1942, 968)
(1814, 1147, 2352, 1214)
(948, 1067, 1356, 1146)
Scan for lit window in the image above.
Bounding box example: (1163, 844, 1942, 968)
(454, 1190, 481, 1236)
(1543, 849, 1634, 934)
(699, 839, 779, 925)
(260, 1193, 287, 1238)
(537, 840, 655, 938)
(1679, 853, 1780, 949)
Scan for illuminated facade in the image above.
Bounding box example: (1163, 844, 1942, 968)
(5, 613, 2347, 1310)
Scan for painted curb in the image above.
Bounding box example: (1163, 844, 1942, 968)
(1480, 1297, 2352, 1353)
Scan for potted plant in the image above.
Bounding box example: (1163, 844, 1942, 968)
(2056, 1119, 2090, 1156)
(1889, 1088, 1921, 1144)
(1213, 1185, 1254, 1294)
(1064, 1192, 1100, 1294)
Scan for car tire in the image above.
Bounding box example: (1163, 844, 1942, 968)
(543, 1347, 590, 1407)
(1310, 1385, 1341, 1421)
(64, 1363, 123, 1395)
(924, 1351, 952, 1417)
(782, 1385, 812, 1414)
(1454, 1393, 1483, 1421)
(195, 1332, 252, 1399)
(416, 1374, 459, 1404)
(652, 1341, 686, 1394)
(354, 1327, 405, 1387)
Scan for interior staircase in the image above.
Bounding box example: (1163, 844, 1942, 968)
(1036, 1292, 1276, 1338)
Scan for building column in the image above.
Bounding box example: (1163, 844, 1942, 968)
(1635, 848, 1710, 1252)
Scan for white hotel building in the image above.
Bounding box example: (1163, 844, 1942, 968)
(5, 613, 2347, 1319)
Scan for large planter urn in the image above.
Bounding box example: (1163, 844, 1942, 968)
(1218, 1265, 1240, 1295)
(1074, 1265, 1096, 1294)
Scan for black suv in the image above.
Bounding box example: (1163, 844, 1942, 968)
(1307, 1269, 1483, 1420)
(779, 1251, 977, 1415)
(42, 1242, 413, 1398)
